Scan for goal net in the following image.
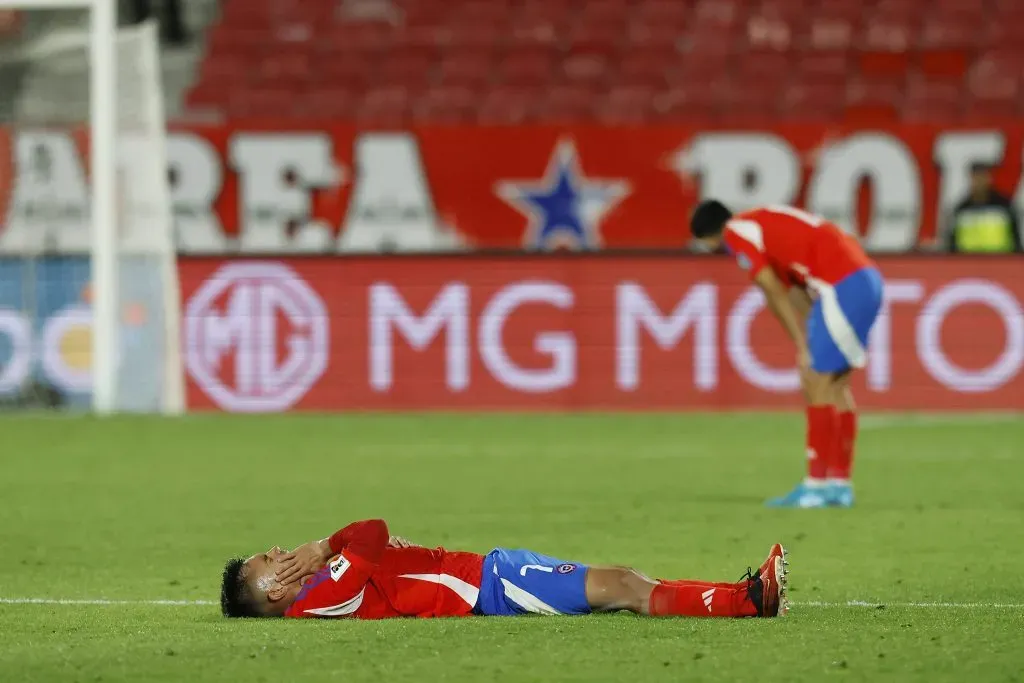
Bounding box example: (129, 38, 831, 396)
(0, 4, 183, 414)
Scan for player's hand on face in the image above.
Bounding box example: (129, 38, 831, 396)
(388, 535, 419, 549)
(275, 540, 330, 586)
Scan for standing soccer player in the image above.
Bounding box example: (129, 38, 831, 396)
(690, 201, 884, 508)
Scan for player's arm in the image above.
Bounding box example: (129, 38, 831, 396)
(754, 268, 809, 358)
(788, 286, 812, 321)
(276, 519, 390, 585)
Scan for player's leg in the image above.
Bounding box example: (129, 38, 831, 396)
(587, 545, 787, 618)
(479, 547, 787, 619)
(766, 296, 837, 508)
(821, 266, 882, 506)
(828, 372, 856, 507)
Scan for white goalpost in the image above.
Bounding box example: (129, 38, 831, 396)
(0, 0, 184, 415)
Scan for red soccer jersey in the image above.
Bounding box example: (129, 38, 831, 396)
(284, 520, 485, 619)
(722, 206, 873, 288)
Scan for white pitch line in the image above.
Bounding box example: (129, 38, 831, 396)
(0, 598, 216, 606)
(860, 414, 1023, 430)
(795, 600, 1024, 609)
(1, 598, 1022, 609)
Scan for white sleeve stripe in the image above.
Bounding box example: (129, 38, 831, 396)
(726, 219, 765, 251)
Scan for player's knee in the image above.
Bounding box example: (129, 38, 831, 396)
(801, 370, 831, 405)
(586, 566, 654, 613)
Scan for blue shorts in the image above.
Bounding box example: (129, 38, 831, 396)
(475, 548, 590, 616)
(807, 267, 884, 374)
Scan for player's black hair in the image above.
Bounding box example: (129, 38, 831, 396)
(220, 557, 263, 618)
(690, 199, 733, 239)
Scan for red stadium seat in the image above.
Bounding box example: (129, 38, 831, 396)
(651, 86, 717, 122)
(355, 86, 411, 126)
(845, 77, 902, 122)
(615, 49, 674, 88)
(580, 0, 630, 24)
(186, 82, 228, 109)
(412, 87, 477, 123)
(539, 86, 600, 122)
(436, 51, 495, 88)
(858, 50, 911, 78)
(794, 50, 851, 81)
(499, 49, 557, 86)
(190, 0, 1015, 123)
(227, 87, 302, 119)
(319, 21, 394, 54)
(919, 18, 978, 51)
(299, 88, 359, 119)
(902, 76, 962, 120)
(594, 86, 657, 124)
(626, 22, 685, 50)
(257, 51, 313, 86)
(560, 50, 611, 86)
(783, 82, 846, 120)
(736, 50, 793, 86)
(477, 87, 540, 124)
(916, 50, 969, 80)
(634, 0, 690, 28)
(802, 17, 856, 50)
(717, 83, 782, 123)
(377, 48, 435, 88)
(507, 20, 560, 48)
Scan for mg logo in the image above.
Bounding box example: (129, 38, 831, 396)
(185, 262, 328, 412)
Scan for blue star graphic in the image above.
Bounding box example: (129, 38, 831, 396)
(496, 140, 630, 250)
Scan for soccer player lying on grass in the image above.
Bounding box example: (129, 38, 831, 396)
(690, 201, 884, 509)
(221, 519, 788, 620)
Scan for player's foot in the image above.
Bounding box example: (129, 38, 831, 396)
(765, 482, 829, 508)
(757, 543, 787, 579)
(741, 553, 788, 618)
(827, 481, 855, 507)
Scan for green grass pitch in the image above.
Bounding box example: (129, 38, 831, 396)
(1, 413, 1023, 683)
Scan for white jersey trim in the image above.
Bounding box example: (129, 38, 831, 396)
(725, 219, 765, 251)
(303, 588, 365, 617)
(398, 573, 480, 608)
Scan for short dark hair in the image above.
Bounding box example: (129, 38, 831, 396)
(690, 200, 733, 238)
(220, 557, 263, 618)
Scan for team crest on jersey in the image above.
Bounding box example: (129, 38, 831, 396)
(736, 253, 753, 271)
(556, 563, 576, 574)
(329, 553, 351, 582)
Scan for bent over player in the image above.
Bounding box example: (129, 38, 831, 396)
(221, 519, 787, 620)
(690, 201, 884, 508)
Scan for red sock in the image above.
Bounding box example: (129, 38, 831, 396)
(830, 410, 857, 480)
(657, 579, 736, 590)
(649, 581, 756, 618)
(806, 405, 836, 482)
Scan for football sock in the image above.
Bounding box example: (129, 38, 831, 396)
(805, 405, 835, 484)
(649, 581, 757, 618)
(830, 410, 857, 481)
(657, 579, 736, 590)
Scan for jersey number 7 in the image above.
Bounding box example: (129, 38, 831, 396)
(520, 564, 554, 577)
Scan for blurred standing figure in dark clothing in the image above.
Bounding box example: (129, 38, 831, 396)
(946, 163, 1022, 253)
(129, 0, 187, 45)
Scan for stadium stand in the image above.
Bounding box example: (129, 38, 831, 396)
(185, 0, 1024, 124)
